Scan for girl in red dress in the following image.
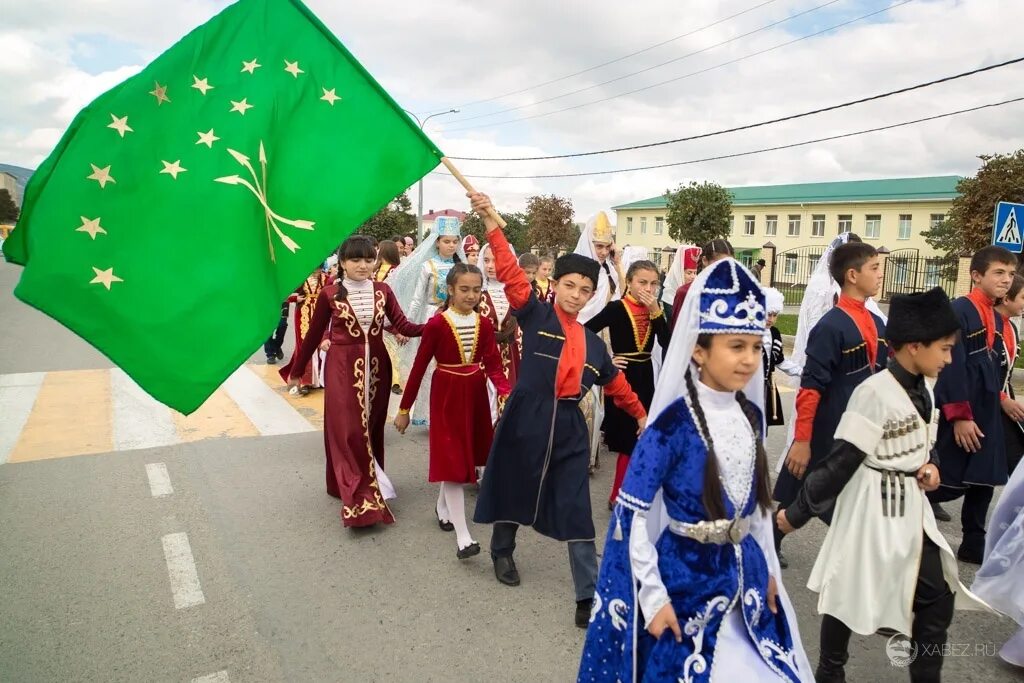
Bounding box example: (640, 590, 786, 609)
(394, 263, 511, 559)
(288, 236, 424, 528)
(479, 244, 521, 414)
(280, 268, 327, 394)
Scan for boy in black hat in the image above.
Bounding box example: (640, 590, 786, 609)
(467, 192, 647, 629)
(777, 287, 991, 682)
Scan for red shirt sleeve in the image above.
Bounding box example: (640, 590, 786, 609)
(486, 229, 532, 309)
(603, 372, 647, 421)
(794, 387, 821, 442)
(941, 402, 974, 422)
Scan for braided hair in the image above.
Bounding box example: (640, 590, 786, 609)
(685, 334, 773, 520)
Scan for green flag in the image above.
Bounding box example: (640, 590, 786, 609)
(3, 0, 443, 414)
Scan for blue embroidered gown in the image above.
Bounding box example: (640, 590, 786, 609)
(579, 383, 805, 682)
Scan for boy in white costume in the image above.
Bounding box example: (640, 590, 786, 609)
(777, 287, 992, 682)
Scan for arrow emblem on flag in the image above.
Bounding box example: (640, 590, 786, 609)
(215, 141, 315, 260)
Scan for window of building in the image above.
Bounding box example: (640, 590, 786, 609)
(788, 215, 801, 237)
(811, 214, 825, 237)
(784, 253, 798, 275)
(729, 215, 735, 235)
(765, 215, 778, 236)
(924, 259, 942, 287)
(640, 217, 647, 235)
(930, 213, 945, 230)
(838, 215, 852, 234)
(655, 216, 664, 235)
(744, 215, 755, 236)
(898, 214, 912, 240)
(808, 255, 820, 274)
(864, 214, 881, 239)
(626, 217, 633, 235)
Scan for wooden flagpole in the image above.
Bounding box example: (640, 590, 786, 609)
(441, 157, 507, 229)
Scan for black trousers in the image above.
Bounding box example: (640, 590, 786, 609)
(927, 484, 994, 555)
(817, 536, 955, 682)
(263, 317, 288, 357)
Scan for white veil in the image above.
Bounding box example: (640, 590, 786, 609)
(619, 245, 649, 277)
(477, 242, 514, 289)
(575, 213, 620, 324)
(643, 257, 814, 681)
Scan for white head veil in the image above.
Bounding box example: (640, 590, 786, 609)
(619, 245, 650, 280)
(660, 244, 699, 305)
(388, 232, 467, 321)
(477, 242, 514, 289)
(644, 257, 814, 680)
(575, 212, 620, 323)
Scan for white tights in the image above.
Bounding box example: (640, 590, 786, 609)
(437, 482, 475, 549)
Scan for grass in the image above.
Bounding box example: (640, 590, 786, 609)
(775, 313, 798, 336)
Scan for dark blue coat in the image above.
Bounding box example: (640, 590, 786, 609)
(773, 306, 887, 508)
(934, 297, 1007, 488)
(474, 290, 619, 541)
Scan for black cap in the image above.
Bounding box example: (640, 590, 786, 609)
(553, 253, 600, 289)
(887, 287, 960, 344)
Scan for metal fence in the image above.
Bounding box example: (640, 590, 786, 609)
(770, 245, 826, 306)
(881, 248, 958, 301)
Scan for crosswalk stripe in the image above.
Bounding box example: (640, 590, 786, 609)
(111, 368, 180, 451)
(8, 369, 113, 463)
(0, 372, 45, 465)
(249, 361, 325, 429)
(221, 365, 317, 436)
(171, 386, 260, 443)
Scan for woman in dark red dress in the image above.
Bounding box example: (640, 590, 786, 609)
(395, 264, 510, 558)
(279, 268, 328, 394)
(289, 237, 423, 528)
(479, 244, 520, 405)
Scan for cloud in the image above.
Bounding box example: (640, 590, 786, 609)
(2, 0, 1023, 224)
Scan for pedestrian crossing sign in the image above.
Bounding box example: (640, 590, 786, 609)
(993, 201, 1024, 253)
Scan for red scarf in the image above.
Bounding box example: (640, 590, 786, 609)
(836, 294, 878, 367)
(967, 287, 996, 350)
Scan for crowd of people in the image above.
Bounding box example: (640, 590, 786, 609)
(265, 193, 1023, 682)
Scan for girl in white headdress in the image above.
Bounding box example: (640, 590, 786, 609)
(579, 258, 813, 683)
(479, 242, 521, 420)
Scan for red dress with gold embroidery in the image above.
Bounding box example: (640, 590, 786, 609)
(480, 285, 521, 388)
(400, 309, 511, 483)
(281, 272, 327, 386)
(290, 281, 423, 527)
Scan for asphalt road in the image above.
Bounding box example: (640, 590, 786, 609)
(0, 259, 1020, 682)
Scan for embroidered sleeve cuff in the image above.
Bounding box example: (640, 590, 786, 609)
(941, 402, 974, 422)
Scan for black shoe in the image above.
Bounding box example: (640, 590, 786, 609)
(276, 350, 284, 360)
(266, 356, 278, 365)
(299, 385, 311, 396)
(492, 555, 521, 586)
(436, 510, 454, 532)
(957, 540, 985, 565)
(575, 598, 594, 628)
(457, 542, 480, 560)
(777, 550, 789, 570)
(391, 384, 402, 395)
(931, 502, 952, 522)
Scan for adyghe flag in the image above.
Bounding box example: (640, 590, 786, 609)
(2, 0, 443, 414)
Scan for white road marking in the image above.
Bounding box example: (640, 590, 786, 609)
(110, 368, 180, 451)
(0, 372, 45, 465)
(192, 672, 230, 683)
(161, 532, 205, 609)
(221, 365, 316, 436)
(145, 462, 173, 497)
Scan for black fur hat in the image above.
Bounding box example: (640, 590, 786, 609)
(886, 287, 960, 345)
(553, 253, 600, 289)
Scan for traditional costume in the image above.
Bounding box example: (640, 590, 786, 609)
(279, 270, 328, 389)
(579, 258, 812, 683)
(474, 228, 645, 615)
(1000, 315, 1023, 475)
(533, 272, 555, 303)
(667, 246, 701, 330)
(783, 288, 991, 682)
(374, 260, 402, 393)
(389, 221, 465, 426)
(763, 287, 786, 428)
(584, 290, 670, 507)
(478, 243, 521, 412)
(461, 234, 480, 264)
(927, 286, 1009, 562)
(289, 278, 423, 527)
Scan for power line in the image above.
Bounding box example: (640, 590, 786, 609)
(436, 96, 1024, 179)
(439, 0, 911, 133)
(445, 56, 1024, 161)
(419, 0, 783, 115)
(441, 0, 843, 125)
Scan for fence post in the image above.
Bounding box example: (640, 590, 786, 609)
(761, 241, 776, 287)
(954, 253, 973, 297)
(876, 246, 890, 301)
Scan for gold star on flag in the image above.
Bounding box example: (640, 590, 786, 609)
(230, 98, 254, 115)
(90, 267, 124, 290)
(107, 114, 134, 137)
(196, 129, 220, 148)
(76, 216, 107, 240)
(87, 164, 115, 188)
(191, 75, 214, 95)
(159, 160, 187, 179)
(283, 59, 305, 78)
(241, 58, 261, 74)
(320, 88, 341, 106)
(149, 82, 170, 105)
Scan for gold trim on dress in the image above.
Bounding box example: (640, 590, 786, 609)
(538, 330, 565, 341)
(623, 295, 653, 351)
(441, 311, 481, 364)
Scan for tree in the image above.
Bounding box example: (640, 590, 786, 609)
(923, 150, 1024, 256)
(525, 194, 576, 254)
(356, 191, 416, 242)
(461, 210, 530, 254)
(0, 189, 18, 223)
(664, 181, 733, 245)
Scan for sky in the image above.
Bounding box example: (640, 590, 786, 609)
(1, 0, 1023, 222)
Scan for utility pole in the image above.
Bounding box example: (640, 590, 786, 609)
(403, 108, 459, 243)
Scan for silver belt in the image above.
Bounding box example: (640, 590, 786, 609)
(669, 516, 751, 545)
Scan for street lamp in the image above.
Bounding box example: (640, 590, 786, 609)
(404, 108, 459, 243)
